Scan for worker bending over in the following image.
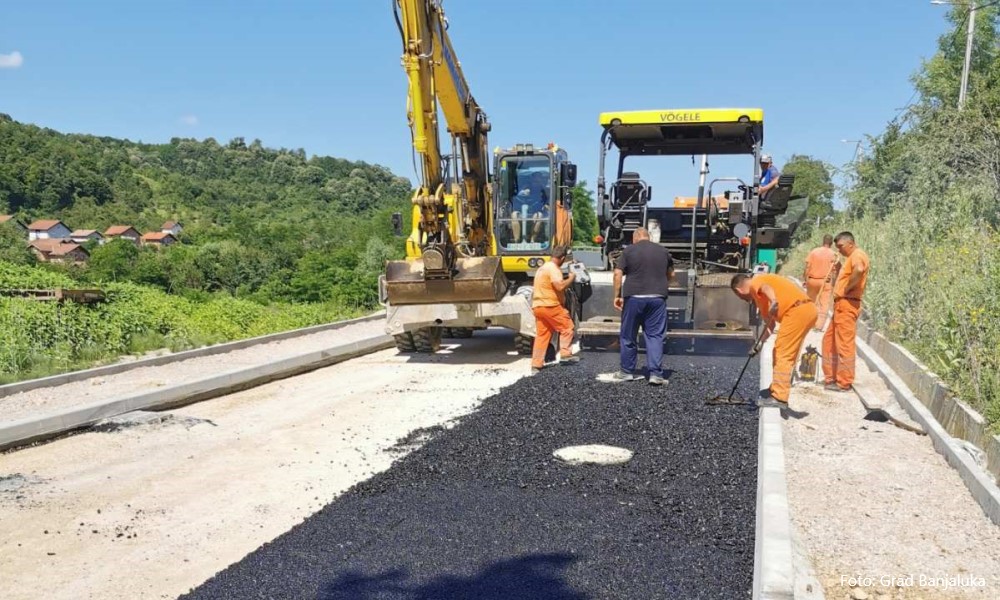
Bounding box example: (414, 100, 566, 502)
(609, 227, 674, 385)
(731, 273, 817, 404)
(803, 234, 838, 330)
(823, 231, 869, 392)
(530, 246, 579, 374)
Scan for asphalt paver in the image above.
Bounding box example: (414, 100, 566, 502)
(183, 339, 759, 600)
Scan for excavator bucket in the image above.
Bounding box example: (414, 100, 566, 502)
(384, 256, 507, 306)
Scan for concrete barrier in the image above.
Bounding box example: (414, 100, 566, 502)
(0, 313, 383, 399)
(856, 335, 1000, 526)
(0, 334, 393, 451)
(856, 320, 1000, 483)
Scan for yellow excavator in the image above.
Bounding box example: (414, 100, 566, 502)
(380, 0, 585, 353)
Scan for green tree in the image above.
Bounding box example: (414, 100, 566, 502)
(781, 155, 835, 241)
(570, 182, 599, 245)
(194, 241, 267, 296)
(88, 239, 140, 282)
(0, 226, 33, 265)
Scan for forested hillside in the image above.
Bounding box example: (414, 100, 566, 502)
(0, 114, 410, 305)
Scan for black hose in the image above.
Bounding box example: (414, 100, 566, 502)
(391, 0, 405, 52)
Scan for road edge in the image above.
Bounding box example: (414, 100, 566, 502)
(0, 334, 393, 451)
(753, 335, 796, 600)
(0, 313, 384, 399)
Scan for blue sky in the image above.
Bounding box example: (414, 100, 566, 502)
(1, 1, 951, 206)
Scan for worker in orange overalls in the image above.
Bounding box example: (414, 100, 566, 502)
(823, 231, 869, 392)
(731, 273, 817, 404)
(530, 246, 580, 374)
(803, 234, 838, 331)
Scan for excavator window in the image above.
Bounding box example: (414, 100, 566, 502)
(495, 156, 553, 252)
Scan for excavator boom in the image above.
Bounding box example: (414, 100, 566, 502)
(385, 0, 503, 307)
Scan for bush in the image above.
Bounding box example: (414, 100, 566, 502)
(0, 262, 361, 381)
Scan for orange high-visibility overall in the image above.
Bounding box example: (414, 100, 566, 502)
(805, 246, 837, 330)
(822, 248, 869, 389)
(750, 274, 818, 403)
(531, 261, 574, 369)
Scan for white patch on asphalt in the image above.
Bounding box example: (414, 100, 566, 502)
(553, 444, 634, 465)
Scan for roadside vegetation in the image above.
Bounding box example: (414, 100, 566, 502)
(783, 5, 1000, 427)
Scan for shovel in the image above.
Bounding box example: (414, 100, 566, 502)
(706, 328, 768, 406)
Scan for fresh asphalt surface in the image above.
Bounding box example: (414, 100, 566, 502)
(183, 338, 759, 600)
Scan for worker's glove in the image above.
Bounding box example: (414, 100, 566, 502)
(749, 340, 763, 357)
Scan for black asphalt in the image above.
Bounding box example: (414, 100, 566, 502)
(183, 338, 759, 600)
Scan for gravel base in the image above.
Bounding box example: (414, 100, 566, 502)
(182, 343, 759, 600)
(784, 331, 1000, 599)
(0, 319, 384, 424)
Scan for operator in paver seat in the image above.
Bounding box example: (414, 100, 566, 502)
(730, 273, 817, 404)
(530, 246, 579, 374)
(512, 171, 550, 243)
(803, 234, 838, 331)
(758, 154, 780, 201)
(608, 227, 673, 386)
(823, 231, 870, 392)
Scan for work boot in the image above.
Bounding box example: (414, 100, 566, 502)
(531, 367, 543, 376)
(757, 389, 786, 409)
(605, 371, 640, 382)
(560, 355, 580, 366)
(824, 383, 852, 392)
(648, 374, 667, 386)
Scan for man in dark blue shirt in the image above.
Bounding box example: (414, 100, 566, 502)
(513, 171, 550, 243)
(759, 154, 780, 200)
(607, 227, 674, 386)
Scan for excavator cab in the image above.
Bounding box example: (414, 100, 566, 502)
(492, 144, 576, 281)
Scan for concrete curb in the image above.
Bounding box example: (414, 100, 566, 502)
(856, 337, 1000, 526)
(856, 321, 1000, 481)
(0, 312, 383, 399)
(753, 336, 796, 600)
(0, 334, 393, 451)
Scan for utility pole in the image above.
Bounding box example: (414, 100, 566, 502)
(959, 3, 976, 109)
(932, 0, 981, 109)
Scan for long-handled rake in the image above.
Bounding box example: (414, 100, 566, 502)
(706, 328, 768, 406)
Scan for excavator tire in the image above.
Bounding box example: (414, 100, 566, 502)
(413, 327, 442, 353)
(394, 332, 417, 353)
(514, 333, 533, 355)
(451, 327, 474, 338)
(515, 333, 559, 361)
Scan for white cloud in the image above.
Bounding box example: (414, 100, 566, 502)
(178, 114, 199, 126)
(0, 51, 24, 69)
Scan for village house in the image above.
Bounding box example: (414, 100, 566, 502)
(27, 219, 72, 241)
(104, 225, 141, 245)
(140, 231, 178, 248)
(0, 215, 28, 236)
(161, 221, 183, 237)
(70, 229, 105, 244)
(29, 239, 90, 265)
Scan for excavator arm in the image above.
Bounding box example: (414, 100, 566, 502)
(386, 0, 504, 304)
